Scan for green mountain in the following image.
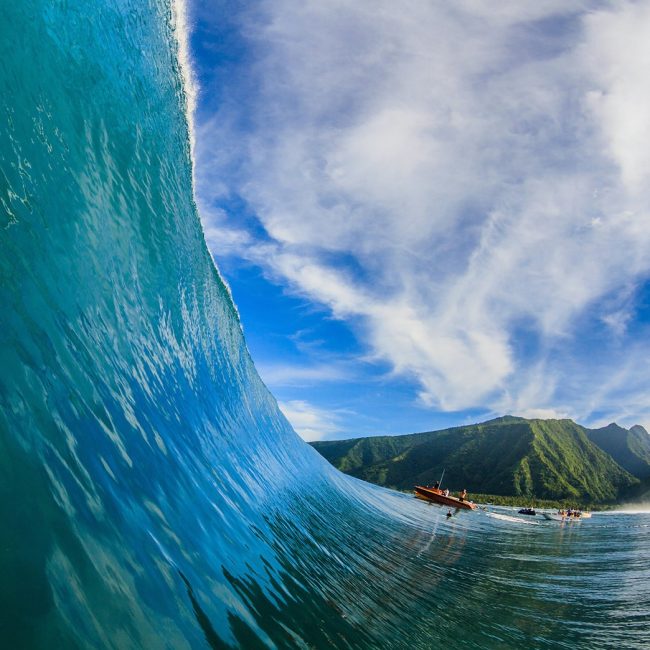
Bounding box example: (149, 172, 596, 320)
(311, 416, 642, 504)
(585, 423, 650, 480)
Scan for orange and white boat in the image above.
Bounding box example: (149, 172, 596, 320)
(414, 485, 477, 510)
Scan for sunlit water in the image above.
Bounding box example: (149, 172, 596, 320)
(1, 0, 649, 647)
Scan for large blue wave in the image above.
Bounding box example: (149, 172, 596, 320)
(0, 0, 424, 646)
(2, 1, 650, 648)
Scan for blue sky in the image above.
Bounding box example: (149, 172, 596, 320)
(183, 0, 650, 440)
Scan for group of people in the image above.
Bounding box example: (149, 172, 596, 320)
(559, 508, 582, 518)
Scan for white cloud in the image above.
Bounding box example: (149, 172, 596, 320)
(601, 308, 633, 339)
(256, 361, 352, 387)
(278, 400, 344, 442)
(582, 3, 650, 193)
(195, 0, 650, 421)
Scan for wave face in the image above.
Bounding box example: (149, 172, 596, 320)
(2, 1, 650, 649)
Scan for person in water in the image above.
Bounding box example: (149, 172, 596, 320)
(446, 509, 453, 518)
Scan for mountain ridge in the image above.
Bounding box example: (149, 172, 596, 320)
(310, 417, 650, 504)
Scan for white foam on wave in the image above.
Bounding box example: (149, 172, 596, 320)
(170, 0, 198, 154)
(168, 0, 242, 325)
(487, 512, 540, 525)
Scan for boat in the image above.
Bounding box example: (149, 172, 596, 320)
(518, 508, 536, 516)
(542, 509, 588, 521)
(414, 485, 477, 510)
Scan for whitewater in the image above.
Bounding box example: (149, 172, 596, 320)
(1, 1, 649, 648)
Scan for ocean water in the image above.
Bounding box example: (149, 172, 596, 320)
(1, 1, 649, 648)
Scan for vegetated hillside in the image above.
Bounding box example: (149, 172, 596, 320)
(585, 423, 650, 480)
(311, 416, 640, 503)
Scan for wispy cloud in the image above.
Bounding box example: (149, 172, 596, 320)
(194, 1, 650, 422)
(278, 400, 346, 441)
(257, 361, 352, 388)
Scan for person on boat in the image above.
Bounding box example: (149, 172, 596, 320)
(459, 489, 467, 501)
(433, 481, 440, 490)
(443, 488, 450, 497)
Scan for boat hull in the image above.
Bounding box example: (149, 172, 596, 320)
(414, 486, 477, 510)
(542, 512, 586, 521)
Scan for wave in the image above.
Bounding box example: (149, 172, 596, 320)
(2, 1, 650, 648)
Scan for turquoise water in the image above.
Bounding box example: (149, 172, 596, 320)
(1, 0, 649, 647)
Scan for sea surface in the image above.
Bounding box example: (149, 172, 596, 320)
(1, 0, 649, 648)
